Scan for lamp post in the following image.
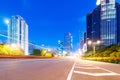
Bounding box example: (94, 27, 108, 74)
(4, 19, 10, 44)
(88, 40, 101, 54)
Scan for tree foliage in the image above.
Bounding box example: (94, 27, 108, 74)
(31, 49, 54, 57)
(31, 49, 41, 56)
(0, 44, 23, 55)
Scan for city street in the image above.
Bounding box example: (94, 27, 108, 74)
(0, 57, 120, 80)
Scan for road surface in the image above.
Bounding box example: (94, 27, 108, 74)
(0, 57, 120, 80)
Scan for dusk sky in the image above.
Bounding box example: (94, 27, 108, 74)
(0, 0, 120, 50)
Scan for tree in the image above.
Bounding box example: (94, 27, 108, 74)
(41, 49, 46, 56)
(0, 44, 23, 55)
(31, 49, 41, 56)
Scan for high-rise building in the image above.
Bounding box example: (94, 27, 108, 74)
(100, 0, 120, 46)
(8, 15, 29, 55)
(86, 0, 120, 50)
(116, 2, 120, 45)
(101, 0, 117, 46)
(64, 32, 73, 53)
(86, 5, 101, 49)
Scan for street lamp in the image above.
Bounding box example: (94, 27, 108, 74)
(4, 19, 10, 44)
(97, 40, 101, 44)
(58, 40, 61, 44)
(87, 40, 101, 54)
(4, 19, 9, 24)
(88, 40, 92, 45)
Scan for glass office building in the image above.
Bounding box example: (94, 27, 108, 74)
(101, 0, 117, 46)
(86, 0, 120, 50)
(86, 5, 101, 49)
(8, 15, 29, 55)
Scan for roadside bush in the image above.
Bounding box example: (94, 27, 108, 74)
(110, 52, 117, 57)
(31, 49, 41, 56)
(116, 52, 120, 57)
(0, 44, 23, 55)
(45, 53, 54, 57)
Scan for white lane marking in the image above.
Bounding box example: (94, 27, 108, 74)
(75, 66, 100, 69)
(99, 67, 118, 73)
(66, 62, 76, 80)
(75, 64, 93, 67)
(74, 71, 120, 76)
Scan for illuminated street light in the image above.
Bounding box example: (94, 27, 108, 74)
(97, 40, 101, 44)
(4, 19, 10, 44)
(58, 40, 61, 43)
(10, 43, 17, 55)
(88, 40, 92, 45)
(4, 19, 10, 25)
(87, 40, 101, 54)
(11, 43, 20, 50)
(11, 44, 17, 48)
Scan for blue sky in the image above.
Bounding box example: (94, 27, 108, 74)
(0, 0, 120, 50)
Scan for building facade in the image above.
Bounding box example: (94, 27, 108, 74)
(64, 32, 73, 53)
(101, 0, 117, 46)
(84, 32, 87, 43)
(116, 2, 120, 45)
(58, 40, 64, 53)
(86, 0, 120, 50)
(8, 15, 29, 55)
(86, 5, 101, 49)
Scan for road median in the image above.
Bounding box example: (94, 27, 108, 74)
(0, 55, 57, 59)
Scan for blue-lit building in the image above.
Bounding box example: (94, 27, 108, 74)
(64, 32, 73, 53)
(101, 0, 117, 46)
(8, 15, 29, 55)
(86, 5, 101, 49)
(86, 0, 120, 50)
(58, 40, 64, 53)
(100, 0, 120, 46)
(116, 2, 120, 45)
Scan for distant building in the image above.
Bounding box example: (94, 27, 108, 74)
(86, 0, 120, 50)
(8, 15, 29, 55)
(64, 32, 73, 53)
(29, 43, 35, 54)
(80, 39, 84, 49)
(58, 40, 64, 53)
(84, 32, 87, 43)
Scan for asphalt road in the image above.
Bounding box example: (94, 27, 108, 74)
(0, 57, 120, 80)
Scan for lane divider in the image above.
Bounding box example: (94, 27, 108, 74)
(66, 62, 76, 80)
(74, 70, 120, 76)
